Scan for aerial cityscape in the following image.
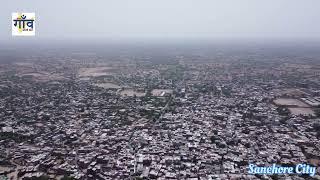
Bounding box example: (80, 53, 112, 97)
(2, 0, 320, 179)
(0, 41, 319, 179)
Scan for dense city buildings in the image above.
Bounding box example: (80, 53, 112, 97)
(0, 43, 319, 179)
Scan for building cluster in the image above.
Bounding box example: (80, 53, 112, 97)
(0, 53, 320, 180)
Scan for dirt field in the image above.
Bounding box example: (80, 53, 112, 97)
(78, 67, 116, 77)
(151, 89, 173, 96)
(272, 88, 308, 97)
(288, 108, 315, 116)
(120, 89, 145, 97)
(93, 83, 121, 89)
(19, 72, 66, 82)
(273, 98, 310, 107)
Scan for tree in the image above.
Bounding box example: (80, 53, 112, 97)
(276, 107, 290, 116)
(315, 109, 320, 117)
(61, 175, 76, 180)
(313, 120, 320, 138)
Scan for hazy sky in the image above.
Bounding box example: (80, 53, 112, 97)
(1, 0, 320, 40)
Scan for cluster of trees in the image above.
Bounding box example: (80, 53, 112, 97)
(0, 132, 32, 143)
(315, 109, 320, 117)
(313, 119, 320, 138)
(276, 107, 290, 116)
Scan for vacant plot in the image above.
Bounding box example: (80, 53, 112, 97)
(78, 67, 116, 77)
(151, 89, 173, 96)
(120, 89, 145, 97)
(272, 88, 308, 97)
(93, 83, 121, 89)
(273, 98, 309, 107)
(19, 72, 66, 82)
(288, 108, 315, 116)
